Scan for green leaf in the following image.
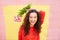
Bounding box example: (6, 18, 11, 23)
(18, 4, 31, 17)
(25, 4, 31, 9)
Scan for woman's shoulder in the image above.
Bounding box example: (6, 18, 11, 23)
(18, 25, 24, 33)
(20, 25, 24, 30)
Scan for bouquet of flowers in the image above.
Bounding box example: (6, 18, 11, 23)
(14, 4, 31, 22)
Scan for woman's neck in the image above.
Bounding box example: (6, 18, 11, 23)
(30, 24, 34, 27)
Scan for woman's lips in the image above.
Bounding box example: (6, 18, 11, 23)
(31, 21, 35, 23)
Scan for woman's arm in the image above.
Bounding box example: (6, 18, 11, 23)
(39, 11, 45, 25)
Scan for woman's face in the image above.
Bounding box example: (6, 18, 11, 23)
(29, 12, 37, 26)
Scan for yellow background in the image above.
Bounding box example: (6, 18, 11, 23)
(3, 5, 50, 40)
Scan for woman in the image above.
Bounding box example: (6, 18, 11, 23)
(18, 9, 42, 40)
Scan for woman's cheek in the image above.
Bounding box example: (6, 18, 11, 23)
(35, 19, 37, 23)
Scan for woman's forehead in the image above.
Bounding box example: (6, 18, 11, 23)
(29, 12, 37, 16)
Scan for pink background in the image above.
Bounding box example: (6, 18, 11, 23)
(0, 0, 60, 40)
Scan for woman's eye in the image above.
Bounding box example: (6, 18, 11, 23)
(34, 17, 37, 18)
(30, 16, 32, 18)
(29, 16, 37, 19)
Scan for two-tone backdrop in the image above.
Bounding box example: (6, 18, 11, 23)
(0, 0, 60, 40)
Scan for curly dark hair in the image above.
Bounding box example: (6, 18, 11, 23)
(21, 9, 41, 36)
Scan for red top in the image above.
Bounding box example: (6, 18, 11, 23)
(18, 27, 40, 40)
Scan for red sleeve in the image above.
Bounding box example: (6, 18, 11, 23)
(39, 11, 45, 25)
(18, 27, 23, 40)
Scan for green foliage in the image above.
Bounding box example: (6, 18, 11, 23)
(18, 4, 31, 17)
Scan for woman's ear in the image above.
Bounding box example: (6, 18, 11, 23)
(39, 11, 45, 25)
